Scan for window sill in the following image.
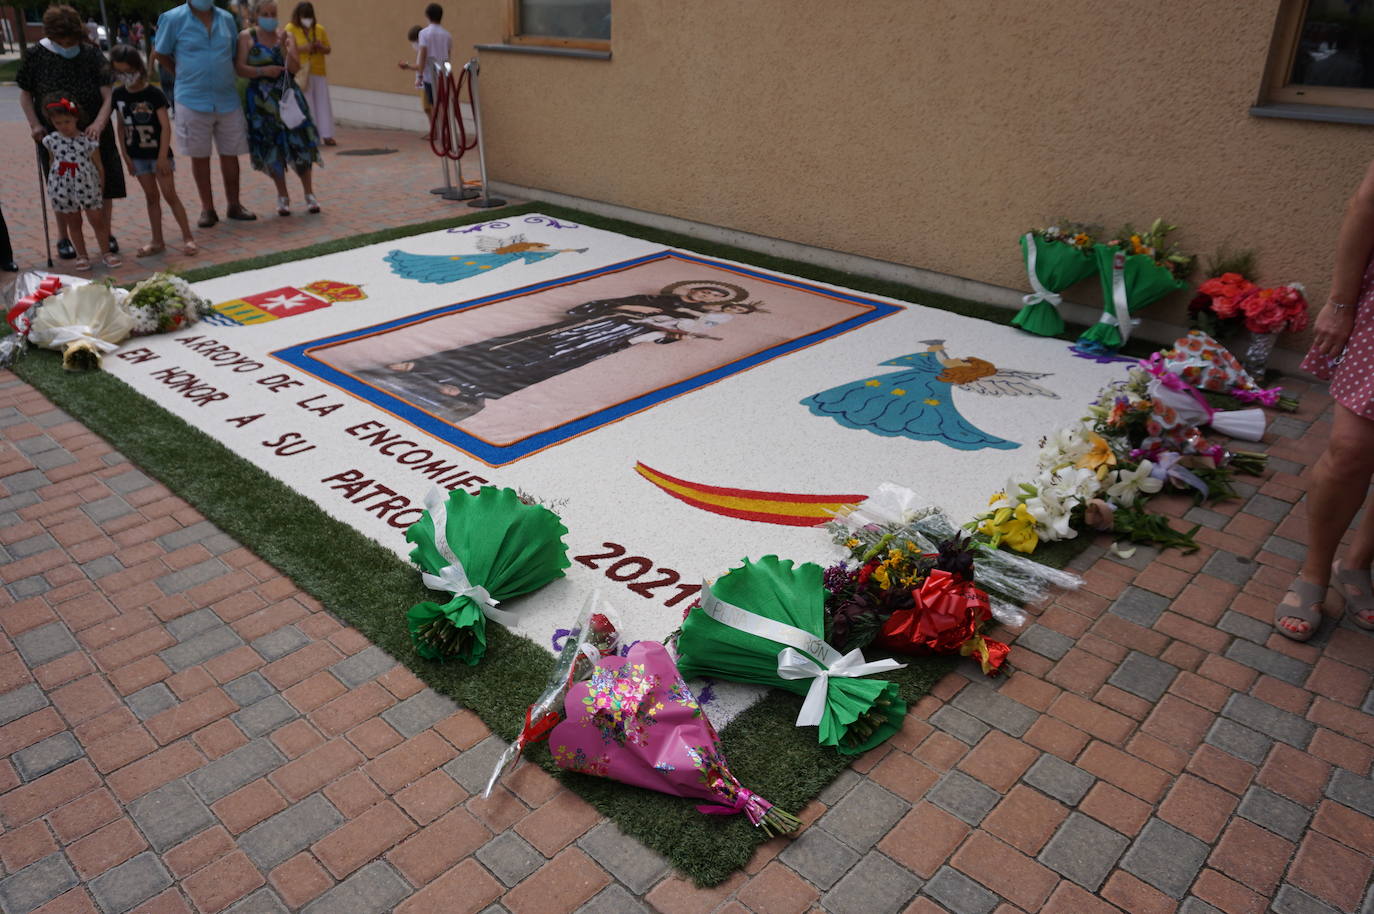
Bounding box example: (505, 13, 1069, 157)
(475, 43, 610, 60)
(1250, 102, 1374, 125)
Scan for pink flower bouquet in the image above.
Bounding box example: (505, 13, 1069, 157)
(549, 640, 800, 836)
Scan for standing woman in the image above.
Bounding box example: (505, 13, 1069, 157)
(1281, 159, 1374, 640)
(234, 0, 322, 216)
(16, 4, 126, 260)
(285, 3, 334, 145)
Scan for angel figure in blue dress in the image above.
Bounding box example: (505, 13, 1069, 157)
(384, 235, 588, 284)
(802, 340, 1059, 451)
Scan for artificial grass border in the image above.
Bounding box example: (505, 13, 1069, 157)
(8, 201, 1094, 885)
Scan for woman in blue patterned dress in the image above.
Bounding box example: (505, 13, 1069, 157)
(234, 0, 321, 216)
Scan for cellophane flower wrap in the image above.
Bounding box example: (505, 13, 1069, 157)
(483, 592, 619, 798)
(550, 640, 801, 836)
(123, 272, 211, 335)
(405, 486, 570, 664)
(831, 484, 1080, 623)
(675, 556, 906, 755)
(26, 281, 134, 371)
(1012, 225, 1097, 337)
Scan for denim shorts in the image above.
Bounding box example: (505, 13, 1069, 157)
(131, 157, 175, 176)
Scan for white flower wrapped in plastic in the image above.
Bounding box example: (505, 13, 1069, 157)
(27, 282, 134, 371)
(123, 272, 211, 336)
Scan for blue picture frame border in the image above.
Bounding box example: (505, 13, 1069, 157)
(271, 250, 904, 466)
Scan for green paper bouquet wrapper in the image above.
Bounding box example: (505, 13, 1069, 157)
(675, 555, 906, 755)
(1077, 244, 1188, 351)
(405, 486, 570, 664)
(1011, 233, 1095, 337)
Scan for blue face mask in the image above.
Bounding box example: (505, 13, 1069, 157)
(257, 16, 277, 29)
(189, 0, 214, 11)
(53, 42, 80, 59)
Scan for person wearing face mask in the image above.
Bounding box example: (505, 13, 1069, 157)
(285, 2, 334, 145)
(236, 0, 322, 216)
(17, 4, 126, 261)
(154, 0, 258, 227)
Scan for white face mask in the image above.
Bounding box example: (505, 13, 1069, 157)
(301, 17, 313, 27)
(117, 71, 141, 87)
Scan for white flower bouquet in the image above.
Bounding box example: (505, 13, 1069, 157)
(123, 273, 211, 336)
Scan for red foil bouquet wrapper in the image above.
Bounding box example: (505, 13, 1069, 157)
(874, 569, 1008, 674)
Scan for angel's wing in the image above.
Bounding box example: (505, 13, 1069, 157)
(956, 369, 1059, 399)
(475, 233, 526, 252)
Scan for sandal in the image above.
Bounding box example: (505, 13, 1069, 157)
(102, 253, 122, 269)
(73, 256, 91, 273)
(276, 196, 291, 217)
(1332, 560, 1374, 630)
(183, 240, 198, 256)
(136, 243, 164, 258)
(1276, 579, 1325, 642)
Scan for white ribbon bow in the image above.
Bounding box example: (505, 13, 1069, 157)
(46, 325, 120, 352)
(699, 586, 904, 729)
(1098, 251, 1135, 343)
(1021, 233, 1063, 308)
(775, 646, 906, 727)
(421, 487, 518, 626)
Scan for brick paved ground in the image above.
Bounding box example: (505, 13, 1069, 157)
(0, 117, 504, 280)
(3, 105, 1374, 912)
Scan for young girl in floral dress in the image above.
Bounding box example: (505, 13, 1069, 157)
(234, 0, 321, 216)
(41, 94, 119, 271)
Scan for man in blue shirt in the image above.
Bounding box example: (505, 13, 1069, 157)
(154, 0, 258, 226)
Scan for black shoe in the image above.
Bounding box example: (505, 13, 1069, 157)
(1, 260, 17, 272)
(57, 239, 76, 260)
(108, 236, 119, 254)
(226, 205, 257, 221)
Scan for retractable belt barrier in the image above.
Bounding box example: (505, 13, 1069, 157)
(427, 60, 477, 200)
(426, 59, 506, 208)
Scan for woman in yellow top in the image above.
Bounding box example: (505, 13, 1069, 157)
(285, 2, 334, 144)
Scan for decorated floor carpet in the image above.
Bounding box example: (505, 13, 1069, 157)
(97, 210, 1126, 727)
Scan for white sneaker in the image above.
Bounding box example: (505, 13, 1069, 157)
(277, 196, 291, 217)
(305, 194, 320, 214)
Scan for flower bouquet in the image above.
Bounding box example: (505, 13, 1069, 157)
(549, 640, 801, 836)
(2, 274, 68, 368)
(27, 281, 135, 371)
(1158, 330, 1295, 410)
(1140, 354, 1266, 442)
(1076, 220, 1192, 353)
(675, 556, 906, 755)
(875, 568, 1008, 676)
(1012, 223, 1097, 337)
(483, 591, 620, 797)
(122, 272, 211, 335)
(826, 483, 1082, 633)
(405, 486, 570, 664)
(1190, 274, 1309, 338)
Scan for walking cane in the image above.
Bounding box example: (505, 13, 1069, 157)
(33, 144, 54, 268)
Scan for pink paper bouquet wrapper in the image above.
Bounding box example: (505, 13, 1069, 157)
(549, 641, 799, 835)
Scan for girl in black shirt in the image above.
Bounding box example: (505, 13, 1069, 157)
(111, 44, 196, 256)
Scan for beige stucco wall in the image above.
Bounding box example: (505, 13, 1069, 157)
(331, 0, 1369, 350)
(321, 0, 503, 95)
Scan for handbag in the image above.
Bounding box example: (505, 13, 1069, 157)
(278, 75, 308, 129)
